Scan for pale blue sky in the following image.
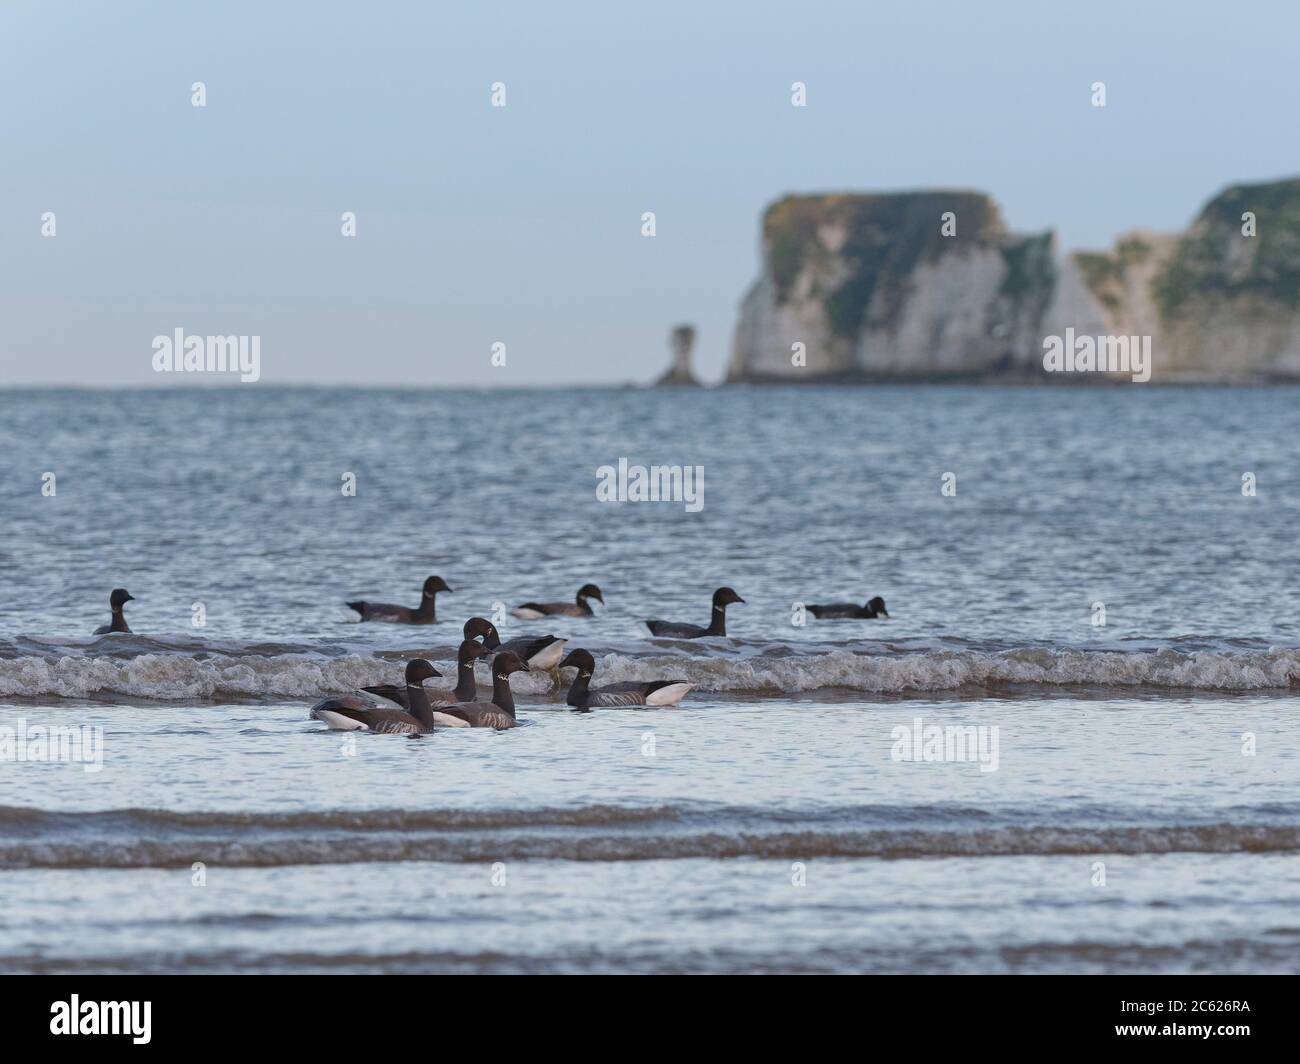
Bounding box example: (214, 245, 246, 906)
(1, 0, 1295, 386)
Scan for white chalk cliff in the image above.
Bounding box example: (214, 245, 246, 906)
(727, 179, 1300, 382)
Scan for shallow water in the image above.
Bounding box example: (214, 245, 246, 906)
(0, 385, 1297, 973)
(2, 693, 1297, 973)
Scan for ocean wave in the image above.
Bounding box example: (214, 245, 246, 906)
(603, 645, 1300, 694)
(2, 803, 1296, 869)
(0, 651, 421, 701)
(0, 641, 1297, 700)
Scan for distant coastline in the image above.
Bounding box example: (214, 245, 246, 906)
(8, 378, 1300, 394)
(726, 177, 1300, 385)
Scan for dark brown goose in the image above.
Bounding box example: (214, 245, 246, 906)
(511, 584, 603, 619)
(346, 575, 451, 624)
(94, 588, 134, 635)
(501, 634, 567, 670)
(559, 649, 692, 710)
(463, 616, 499, 645)
(807, 596, 889, 619)
(469, 618, 567, 671)
(644, 587, 743, 638)
(309, 659, 442, 734)
(361, 639, 492, 709)
(434, 652, 529, 730)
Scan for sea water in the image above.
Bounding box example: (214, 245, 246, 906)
(0, 384, 1297, 973)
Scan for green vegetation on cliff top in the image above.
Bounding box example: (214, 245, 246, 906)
(761, 178, 1300, 339)
(1154, 177, 1300, 317)
(1068, 236, 1153, 312)
(763, 192, 1007, 337)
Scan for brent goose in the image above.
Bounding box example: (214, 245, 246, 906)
(309, 659, 442, 733)
(433, 651, 529, 730)
(559, 648, 692, 709)
(511, 584, 603, 619)
(644, 587, 744, 638)
(463, 616, 499, 645)
(346, 575, 451, 624)
(467, 618, 567, 672)
(499, 634, 568, 672)
(94, 589, 135, 635)
(361, 639, 492, 709)
(807, 596, 889, 619)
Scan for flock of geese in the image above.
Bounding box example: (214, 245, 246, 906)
(92, 577, 891, 735)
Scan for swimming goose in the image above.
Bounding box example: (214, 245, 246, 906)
(559, 648, 692, 709)
(463, 616, 499, 645)
(469, 619, 567, 672)
(94, 589, 135, 635)
(644, 587, 744, 638)
(808, 596, 889, 619)
(361, 639, 493, 709)
(433, 652, 529, 730)
(500, 634, 567, 671)
(511, 583, 603, 619)
(309, 659, 442, 733)
(346, 575, 451, 624)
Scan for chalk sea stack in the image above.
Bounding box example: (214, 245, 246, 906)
(1077, 179, 1300, 378)
(655, 324, 701, 386)
(727, 177, 1300, 383)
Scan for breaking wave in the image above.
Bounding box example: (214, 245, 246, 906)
(0, 634, 1297, 700)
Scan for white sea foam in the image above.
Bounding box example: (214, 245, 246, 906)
(0, 644, 1296, 700)
(591, 646, 1300, 694)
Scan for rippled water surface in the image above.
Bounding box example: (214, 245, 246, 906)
(0, 385, 1297, 973)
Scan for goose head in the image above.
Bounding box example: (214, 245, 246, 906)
(491, 651, 530, 680)
(422, 575, 452, 598)
(405, 658, 442, 685)
(558, 648, 596, 678)
(457, 638, 493, 666)
(464, 616, 501, 649)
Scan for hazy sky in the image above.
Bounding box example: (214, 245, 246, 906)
(2, 0, 1295, 386)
